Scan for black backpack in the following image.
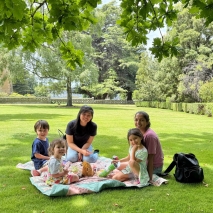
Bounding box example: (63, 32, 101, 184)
(163, 153, 204, 183)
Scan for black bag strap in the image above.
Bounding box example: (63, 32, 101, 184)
(163, 160, 176, 174)
(58, 129, 66, 140)
(58, 129, 64, 137)
(162, 153, 180, 174)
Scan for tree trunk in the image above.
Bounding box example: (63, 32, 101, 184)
(66, 77, 72, 106)
(127, 91, 132, 101)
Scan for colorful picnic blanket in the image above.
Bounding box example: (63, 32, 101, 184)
(16, 157, 168, 197)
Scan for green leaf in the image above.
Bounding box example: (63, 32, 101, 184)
(12, 0, 27, 20)
(153, 38, 161, 46)
(150, 0, 162, 4)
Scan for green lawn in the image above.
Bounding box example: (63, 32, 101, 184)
(0, 104, 212, 213)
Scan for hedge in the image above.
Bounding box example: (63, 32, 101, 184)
(134, 101, 213, 117)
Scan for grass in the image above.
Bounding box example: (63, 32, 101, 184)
(0, 104, 212, 213)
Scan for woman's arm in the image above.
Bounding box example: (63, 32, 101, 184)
(81, 136, 94, 150)
(147, 154, 154, 181)
(66, 134, 82, 152)
(66, 134, 91, 156)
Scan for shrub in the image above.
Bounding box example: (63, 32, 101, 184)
(199, 80, 213, 102)
(9, 93, 24, 97)
(24, 94, 36, 98)
(205, 103, 213, 117)
(0, 92, 8, 97)
(182, 103, 188, 113)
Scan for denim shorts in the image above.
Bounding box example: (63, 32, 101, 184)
(153, 166, 163, 174)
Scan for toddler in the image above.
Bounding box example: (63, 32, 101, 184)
(46, 138, 79, 185)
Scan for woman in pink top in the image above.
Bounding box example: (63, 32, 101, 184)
(134, 111, 164, 181)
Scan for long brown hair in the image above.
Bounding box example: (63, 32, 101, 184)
(127, 128, 144, 145)
(73, 105, 94, 133)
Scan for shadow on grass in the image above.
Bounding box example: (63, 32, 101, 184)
(0, 113, 69, 122)
(4, 130, 212, 159)
(2, 129, 212, 180)
(158, 132, 213, 154)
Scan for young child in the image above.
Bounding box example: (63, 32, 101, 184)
(46, 138, 79, 185)
(31, 120, 50, 176)
(112, 128, 149, 186)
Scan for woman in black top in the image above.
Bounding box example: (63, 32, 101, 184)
(65, 105, 99, 163)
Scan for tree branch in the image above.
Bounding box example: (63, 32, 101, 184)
(30, 1, 46, 26)
(147, 0, 164, 43)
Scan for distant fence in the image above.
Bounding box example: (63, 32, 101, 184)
(1, 97, 212, 117)
(0, 97, 134, 105)
(51, 98, 134, 105)
(0, 97, 50, 104)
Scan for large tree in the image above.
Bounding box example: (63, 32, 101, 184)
(90, 2, 144, 100)
(156, 57, 182, 101)
(134, 52, 160, 101)
(21, 30, 98, 105)
(165, 6, 213, 102)
(81, 68, 127, 99)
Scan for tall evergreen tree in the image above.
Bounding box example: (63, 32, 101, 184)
(134, 52, 160, 101)
(91, 2, 144, 100)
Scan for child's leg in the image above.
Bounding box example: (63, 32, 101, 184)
(70, 174, 79, 182)
(63, 173, 79, 184)
(116, 162, 128, 170)
(129, 161, 150, 185)
(31, 169, 41, 176)
(111, 170, 129, 182)
(31, 165, 48, 177)
(128, 160, 140, 177)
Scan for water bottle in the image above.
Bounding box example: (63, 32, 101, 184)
(98, 162, 120, 177)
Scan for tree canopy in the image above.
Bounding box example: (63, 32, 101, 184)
(1, 0, 213, 104)
(1, 0, 213, 62)
(0, 0, 101, 69)
(118, 0, 213, 61)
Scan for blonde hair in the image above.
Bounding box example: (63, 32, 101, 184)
(48, 138, 67, 156)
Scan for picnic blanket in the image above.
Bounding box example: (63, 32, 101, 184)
(16, 157, 168, 197)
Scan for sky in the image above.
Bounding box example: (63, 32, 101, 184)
(101, 0, 114, 4)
